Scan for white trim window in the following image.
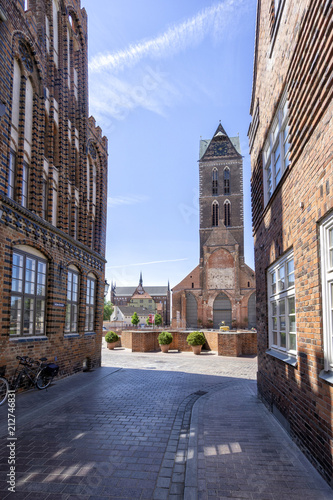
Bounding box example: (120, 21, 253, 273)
(85, 275, 95, 332)
(263, 90, 290, 204)
(65, 268, 79, 333)
(10, 249, 47, 336)
(320, 213, 333, 371)
(267, 250, 296, 354)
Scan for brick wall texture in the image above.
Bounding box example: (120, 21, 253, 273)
(250, 0, 333, 485)
(0, 0, 108, 382)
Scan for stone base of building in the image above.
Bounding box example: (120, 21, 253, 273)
(113, 329, 257, 357)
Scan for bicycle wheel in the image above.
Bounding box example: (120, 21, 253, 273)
(0, 377, 9, 405)
(36, 368, 52, 390)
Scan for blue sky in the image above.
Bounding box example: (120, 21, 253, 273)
(81, 0, 257, 292)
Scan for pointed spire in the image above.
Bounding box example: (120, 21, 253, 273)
(139, 271, 143, 286)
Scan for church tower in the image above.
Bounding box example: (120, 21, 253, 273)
(172, 123, 255, 330)
(199, 122, 244, 259)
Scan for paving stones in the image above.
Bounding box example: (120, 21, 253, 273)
(0, 349, 332, 499)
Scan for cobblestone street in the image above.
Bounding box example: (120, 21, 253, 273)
(0, 347, 332, 499)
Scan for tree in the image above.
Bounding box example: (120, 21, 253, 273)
(131, 311, 140, 327)
(103, 300, 114, 321)
(154, 314, 162, 326)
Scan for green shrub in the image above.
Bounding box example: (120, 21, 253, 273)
(158, 331, 173, 345)
(105, 331, 119, 343)
(186, 331, 206, 346)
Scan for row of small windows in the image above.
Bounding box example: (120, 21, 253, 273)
(212, 200, 231, 227)
(212, 167, 230, 196)
(10, 248, 97, 336)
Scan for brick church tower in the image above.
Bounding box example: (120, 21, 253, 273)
(172, 124, 255, 330)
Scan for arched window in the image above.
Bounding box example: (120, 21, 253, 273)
(85, 273, 96, 332)
(224, 200, 231, 227)
(65, 265, 80, 334)
(212, 168, 218, 195)
(224, 167, 230, 194)
(212, 200, 219, 227)
(10, 246, 47, 336)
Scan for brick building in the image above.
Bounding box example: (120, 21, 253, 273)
(249, 0, 333, 484)
(172, 124, 256, 330)
(111, 274, 171, 326)
(0, 0, 108, 378)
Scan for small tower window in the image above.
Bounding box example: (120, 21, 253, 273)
(212, 200, 219, 227)
(224, 167, 230, 195)
(224, 200, 231, 227)
(212, 168, 218, 195)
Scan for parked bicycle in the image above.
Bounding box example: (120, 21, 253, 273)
(0, 355, 59, 406)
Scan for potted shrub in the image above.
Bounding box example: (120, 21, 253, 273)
(158, 331, 173, 353)
(186, 331, 206, 355)
(105, 331, 119, 350)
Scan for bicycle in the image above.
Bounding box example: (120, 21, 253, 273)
(0, 355, 59, 406)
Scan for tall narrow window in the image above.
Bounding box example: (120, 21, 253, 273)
(52, 179, 58, 226)
(267, 250, 296, 355)
(73, 204, 78, 240)
(8, 150, 16, 199)
(224, 167, 230, 195)
(320, 214, 333, 371)
(10, 249, 47, 336)
(263, 90, 290, 204)
(85, 275, 96, 332)
(212, 201, 219, 227)
(65, 268, 79, 333)
(22, 161, 29, 208)
(212, 168, 218, 195)
(224, 200, 231, 227)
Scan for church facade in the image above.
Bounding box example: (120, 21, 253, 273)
(172, 124, 256, 330)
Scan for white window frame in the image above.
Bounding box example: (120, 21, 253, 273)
(267, 250, 296, 355)
(263, 90, 290, 205)
(65, 269, 79, 333)
(85, 275, 96, 332)
(320, 213, 333, 371)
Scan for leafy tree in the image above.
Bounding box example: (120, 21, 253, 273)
(103, 300, 114, 321)
(131, 311, 140, 327)
(154, 314, 162, 326)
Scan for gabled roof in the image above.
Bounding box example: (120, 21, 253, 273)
(199, 123, 242, 160)
(114, 286, 169, 297)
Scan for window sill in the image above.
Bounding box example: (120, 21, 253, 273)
(319, 370, 333, 386)
(9, 335, 48, 342)
(84, 331, 96, 336)
(64, 333, 80, 339)
(266, 348, 297, 367)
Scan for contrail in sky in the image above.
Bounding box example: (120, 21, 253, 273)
(106, 258, 188, 269)
(89, 0, 246, 73)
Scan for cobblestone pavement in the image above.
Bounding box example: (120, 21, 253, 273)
(0, 347, 332, 499)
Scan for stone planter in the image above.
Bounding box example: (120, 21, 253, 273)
(192, 345, 202, 355)
(160, 344, 170, 353)
(107, 342, 117, 350)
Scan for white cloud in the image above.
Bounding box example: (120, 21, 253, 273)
(89, 0, 247, 74)
(108, 195, 149, 207)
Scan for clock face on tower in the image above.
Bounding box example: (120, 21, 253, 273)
(213, 141, 228, 156)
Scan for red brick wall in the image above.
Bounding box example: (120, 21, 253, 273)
(117, 329, 257, 356)
(0, 0, 108, 384)
(250, 0, 333, 484)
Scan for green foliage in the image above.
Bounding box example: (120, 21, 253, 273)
(105, 331, 119, 343)
(103, 300, 114, 321)
(146, 316, 151, 325)
(154, 314, 162, 326)
(186, 331, 206, 346)
(158, 331, 173, 345)
(131, 312, 140, 326)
